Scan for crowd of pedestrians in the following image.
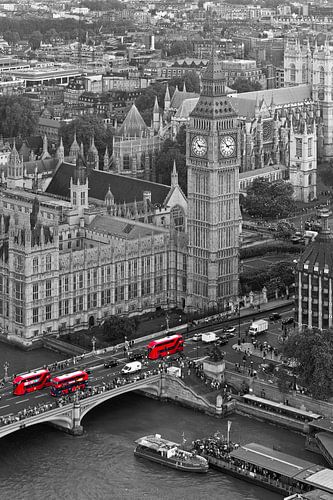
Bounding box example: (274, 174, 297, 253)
(0, 402, 55, 426)
(192, 437, 309, 495)
(0, 368, 161, 427)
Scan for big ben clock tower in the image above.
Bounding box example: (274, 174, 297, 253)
(186, 52, 240, 312)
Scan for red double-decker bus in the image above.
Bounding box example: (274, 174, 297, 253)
(13, 369, 51, 396)
(50, 371, 89, 397)
(147, 334, 184, 360)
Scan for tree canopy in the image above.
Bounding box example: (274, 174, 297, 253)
(168, 41, 194, 57)
(240, 260, 295, 295)
(155, 127, 187, 192)
(0, 96, 38, 138)
(102, 316, 137, 344)
(231, 78, 262, 93)
(59, 116, 113, 156)
(320, 163, 333, 188)
(169, 71, 201, 93)
(243, 178, 296, 219)
(135, 82, 167, 125)
(282, 329, 333, 400)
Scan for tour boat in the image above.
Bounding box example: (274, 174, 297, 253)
(134, 434, 209, 473)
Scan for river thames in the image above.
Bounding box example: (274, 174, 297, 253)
(0, 343, 326, 500)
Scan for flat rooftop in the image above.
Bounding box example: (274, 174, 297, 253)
(87, 215, 168, 240)
(5, 188, 71, 209)
(230, 442, 319, 479)
(11, 65, 82, 79)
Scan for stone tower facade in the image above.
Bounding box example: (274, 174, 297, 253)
(186, 53, 240, 312)
(284, 37, 333, 159)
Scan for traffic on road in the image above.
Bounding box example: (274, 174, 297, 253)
(0, 304, 295, 428)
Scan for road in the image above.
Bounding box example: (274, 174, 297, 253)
(0, 304, 294, 421)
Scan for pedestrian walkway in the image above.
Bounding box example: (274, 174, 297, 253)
(232, 342, 282, 362)
(226, 298, 293, 326)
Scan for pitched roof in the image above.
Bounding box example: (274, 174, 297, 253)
(170, 88, 199, 110)
(38, 117, 61, 129)
(230, 84, 312, 108)
(87, 215, 167, 240)
(46, 162, 171, 205)
(174, 97, 199, 119)
(117, 103, 148, 138)
(190, 54, 237, 119)
(24, 158, 59, 175)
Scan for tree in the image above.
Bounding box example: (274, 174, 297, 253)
(155, 135, 187, 193)
(3, 31, 20, 45)
(44, 28, 58, 44)
(275, 221, 296, 240)
(102, 316, 137, 344)
(29, 31, 43, 50)
(239, 260, 295, 295)
(169, 41, 194, 57)
(276, 366, 293, 394)
(0, 96, 38, 137)
(135, 82, 167, 125)
(59, 115, 113, 156)
(320, 164, 333, 188)
(282, 329, 333, 400)
(244, 178, 296, 219)
(169, 71, 201, 93)
(231, 78, 262, 93)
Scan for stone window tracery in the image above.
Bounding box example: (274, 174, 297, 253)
(171, 205, 185, 232)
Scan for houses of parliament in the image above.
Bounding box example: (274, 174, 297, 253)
(0, 36, 328, 344)
(0, 54, 240, 344)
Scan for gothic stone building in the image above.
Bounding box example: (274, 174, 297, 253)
(229, 86, 318, 203)
(0, 160, 188, 343)
(284, 36, 333, 159)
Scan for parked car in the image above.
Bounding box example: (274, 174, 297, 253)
(269, 313, 281, 321)
(192, 333, 202, 342)
(104, 359, 119, 369)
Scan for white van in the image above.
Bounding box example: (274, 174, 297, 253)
(121, 361, 142, 374)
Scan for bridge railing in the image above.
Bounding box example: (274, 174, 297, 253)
(0, 369, 161, 429)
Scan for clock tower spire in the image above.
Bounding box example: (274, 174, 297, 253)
(186, 51, 240, 312)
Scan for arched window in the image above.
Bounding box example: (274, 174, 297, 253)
(302, 64, 307, 83)
(308, 173, 312, 186)
(290, 63, 296, 82)
(171, 205, 185, 232)
(319, 66, 325, 85)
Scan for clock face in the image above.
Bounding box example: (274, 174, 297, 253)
(220, 135, 236, 158)
(191, 135, 208, 157)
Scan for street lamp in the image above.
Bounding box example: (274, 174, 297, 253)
(3, 361, 9, 380)
(165, 310, 170, 333)
(91, 336, 97, 353)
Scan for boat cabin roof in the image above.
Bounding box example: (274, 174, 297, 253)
(135, 435, 180, 452)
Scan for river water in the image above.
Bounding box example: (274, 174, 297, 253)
(0, 344, 326, 500)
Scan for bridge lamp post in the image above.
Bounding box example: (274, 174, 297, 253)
(91, 336, 97, 353)
(3, 361, 9, 381)
(165, 311, 170, 333)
